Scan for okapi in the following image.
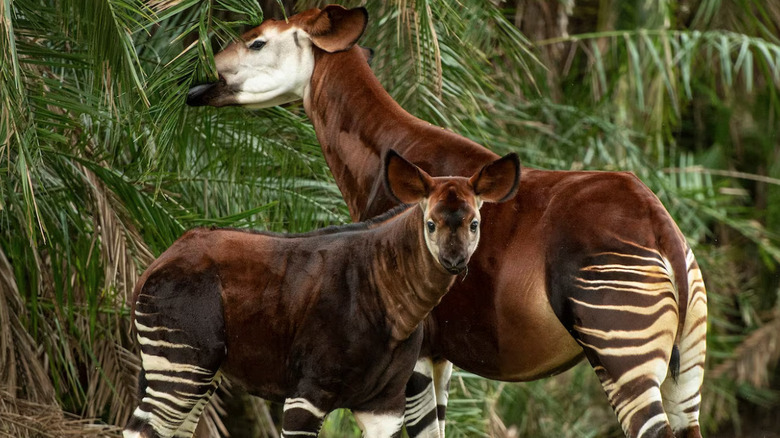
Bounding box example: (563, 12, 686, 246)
(186, 5, 708, 438)
(122, 150, 521, 438)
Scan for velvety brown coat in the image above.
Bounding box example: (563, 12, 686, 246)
(186, 6, 707, 437)
(124, 150, 520, 438)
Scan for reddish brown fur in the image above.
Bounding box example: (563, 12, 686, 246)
(186, 6, 706, 437)
(125, 152, 519, 438)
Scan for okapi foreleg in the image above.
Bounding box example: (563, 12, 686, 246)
(403, 358, 440, 437)
(280, 397, 328, 437)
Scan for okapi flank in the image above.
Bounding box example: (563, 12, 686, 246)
(122, 151, 520, 438)
(187, 5, 708, 438)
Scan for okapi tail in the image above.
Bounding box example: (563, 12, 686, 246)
(651, 196, 696, 355)
(669, 344, 681, 382)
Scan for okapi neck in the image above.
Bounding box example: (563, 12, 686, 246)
(305, 47, 500, 221)
(372, 207, 456, 342)
(306, 47, 412, 219)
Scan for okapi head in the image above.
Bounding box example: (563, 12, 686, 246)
(187, 5, 367, 107)
(384, 149, 521, 274)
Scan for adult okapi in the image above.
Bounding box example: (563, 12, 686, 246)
(122, 150, 521, 438)
(186, 5, 707, 438)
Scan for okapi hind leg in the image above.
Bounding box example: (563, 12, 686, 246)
(432, 359, 453, 437)
(124, 268, 226, 438)
(550, 245, 683, 437)
(172, 372, 223, 437)
(403, 358, 440, 437)
(592, 364, 673, 438)
(660, 250, 707, 438)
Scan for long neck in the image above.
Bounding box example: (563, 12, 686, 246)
(370, 207, 455, 342)
(304, 47, 499, 221)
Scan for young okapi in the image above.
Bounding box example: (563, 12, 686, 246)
(186, 6, 708, 437)
(123, 150, 520, 438)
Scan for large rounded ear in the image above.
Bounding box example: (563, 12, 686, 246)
(307, 5, 368, 53)
(469, 153, 521, 203)
(384, 149, 434, 204)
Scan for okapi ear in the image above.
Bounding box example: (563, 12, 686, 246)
(384, 149, 433, 204)
(470, 153, 521, 203)
(307, 5, 368, 53)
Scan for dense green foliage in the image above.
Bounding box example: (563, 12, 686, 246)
(1, 0, 778, 436)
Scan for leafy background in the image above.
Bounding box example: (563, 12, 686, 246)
(0, 0, 778, 437)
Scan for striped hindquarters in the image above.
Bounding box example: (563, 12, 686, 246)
(124, 270, 226, 438)
(565, 240, 685, 437)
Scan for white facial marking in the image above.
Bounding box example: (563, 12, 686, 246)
(422, 197, 482, 271)
(420, 201, 440, 264)
(221, 27, 315, 108)
(467, 207, 481, 256)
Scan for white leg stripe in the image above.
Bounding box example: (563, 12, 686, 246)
(143, 372, 204, 385)
(283, 398, 326, 418)
(406, 394, 435, 426)
(145, 387, 200, 408)
(141, 354, 212, 374)
(138, 335, 196, 349)
(131, 402, 180, 436)
(636, 412, 670, 437)
(568, 296, 675, 315)
(143, 396, 185, 421)
(135, 320, 182, 333)
(281, 429, 318, 436)
(406, 385, 433, 404)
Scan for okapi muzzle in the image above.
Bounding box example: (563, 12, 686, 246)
(186, 78, 230, 107)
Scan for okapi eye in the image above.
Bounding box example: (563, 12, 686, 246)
(249, 40, 266, 50)
(426, 221, 436, 233)
(470, 220, 479, 233)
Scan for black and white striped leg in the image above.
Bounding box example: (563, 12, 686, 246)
(354, 410, 405, 438)
(432, 359, 453, 437)
(173, 372, 222, 437)
(403, 358, 439, 437)
(593, 365, 672, 438)
(124, 272, 226, 438)
(281, 397, 327, 438)
(660, 250, 707, 438)
(566, 246, 680, 437)
(122, 356, 222, 438)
